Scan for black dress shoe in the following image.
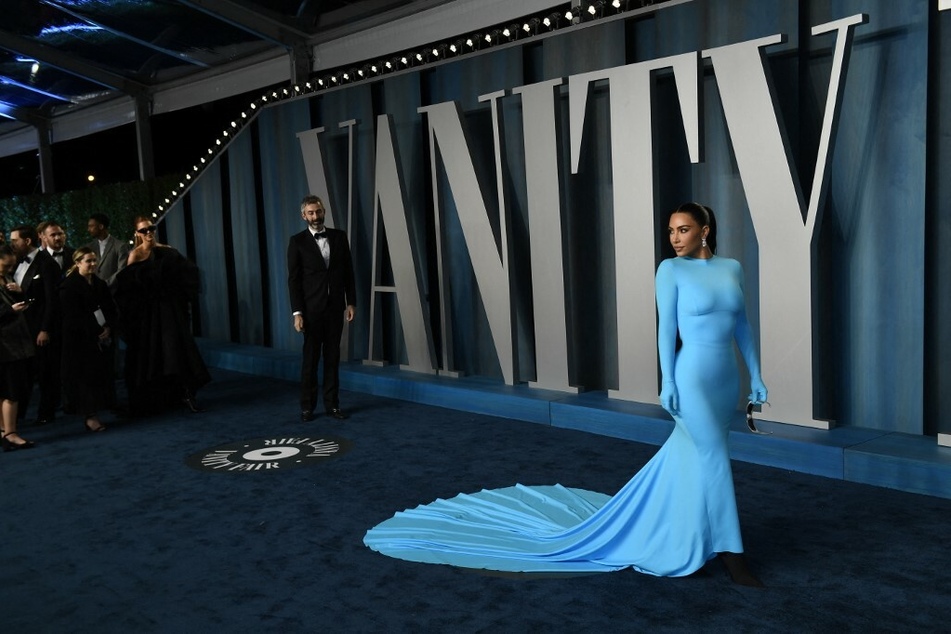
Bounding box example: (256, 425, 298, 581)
(301, 410, 315, 422)
(328, 408, 349, 420)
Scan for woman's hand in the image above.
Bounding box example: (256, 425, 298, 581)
(748, 378, 768, 405)
(127, 244, 152, 265)
(660, 381, 679, 414)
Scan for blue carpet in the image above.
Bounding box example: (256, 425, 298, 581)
(2, 368, 950, 632)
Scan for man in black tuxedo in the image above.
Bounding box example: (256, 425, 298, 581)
(41, 222, 74, 277)
(287, 195, 356, 422)
(8, 225, 62, 424)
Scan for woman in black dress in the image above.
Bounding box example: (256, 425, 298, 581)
(60, 247, 119, 432)
(0, 244, 36, 450)
(114, 217, 210, 415)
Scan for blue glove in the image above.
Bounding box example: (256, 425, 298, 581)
(660, 381, 679, 414)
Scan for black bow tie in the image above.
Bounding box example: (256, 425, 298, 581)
(24, 256, 32, 263)
(314, 232, 327, 240)
(52, 251, 63, 256)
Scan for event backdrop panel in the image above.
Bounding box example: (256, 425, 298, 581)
(162, 0, 935, 435)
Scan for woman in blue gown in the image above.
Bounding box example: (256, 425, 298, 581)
(364, 203, 768, 586)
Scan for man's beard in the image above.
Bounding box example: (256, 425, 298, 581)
(308, 220, 324, 231)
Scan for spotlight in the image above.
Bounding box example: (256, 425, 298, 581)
(231, 121, 237, 128)
(305, 81, 312, 89)
(415, 52, 423, 63)
(250, 102, 258, 109)
(384, 59, 394, 71)
(293, 85, 301, 92)
(587, 1, 606, 17)
(400, 56, 409, 66)
(318, 77, 325, 86)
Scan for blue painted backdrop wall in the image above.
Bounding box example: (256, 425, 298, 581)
(163, 0, 945, 437)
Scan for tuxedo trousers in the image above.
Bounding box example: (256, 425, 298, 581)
(299, 309, 344, 412)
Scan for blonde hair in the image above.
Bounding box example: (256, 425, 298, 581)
(68, 246, 97, 277)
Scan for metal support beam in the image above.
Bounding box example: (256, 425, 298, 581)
(289, 42, 313, 85)
(36, 119, 55, 194)
(134, 95, 155, 181)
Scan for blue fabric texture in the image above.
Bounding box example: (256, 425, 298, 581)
(364, 255, 763, 575)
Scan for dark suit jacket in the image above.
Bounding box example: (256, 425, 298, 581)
(84, 234, 130, 287)
(47, 246, 75, 277)
(287, 228, 356, 322)
(18, 249, 61, 336)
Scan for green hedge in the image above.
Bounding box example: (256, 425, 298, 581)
(0, 175, 178, 246)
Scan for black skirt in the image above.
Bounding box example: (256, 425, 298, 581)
(0, 357, 32, 402)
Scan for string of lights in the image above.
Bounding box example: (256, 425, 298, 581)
(151, 0, 661, 224)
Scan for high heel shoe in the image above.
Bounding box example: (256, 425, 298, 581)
(84, 418, 106, 433)
(718, 552, 764, 588)
(183, 396, 205, 413)
(1, 431, 36, 452)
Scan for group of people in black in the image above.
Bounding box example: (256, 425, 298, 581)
(0, 214, 210, 452)
(2, 194, 359, 453)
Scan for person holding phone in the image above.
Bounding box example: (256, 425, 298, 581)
(7, 224, 61, 426)
(0, 244, 36, 451)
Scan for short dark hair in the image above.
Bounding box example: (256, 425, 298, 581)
(300, 195, 323, 211)
(11, 224, 39, 247)
(0, 244, 15, 259)
(89, 213, 110, 228)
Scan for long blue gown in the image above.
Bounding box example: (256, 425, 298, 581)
(364, 255, 762, 576)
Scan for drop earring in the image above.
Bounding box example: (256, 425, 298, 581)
(702, 237, 707, 248)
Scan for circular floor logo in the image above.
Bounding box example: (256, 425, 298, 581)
(186, 435, 352, 473)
